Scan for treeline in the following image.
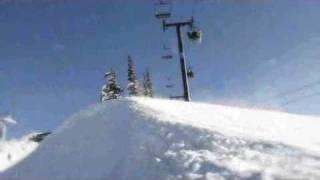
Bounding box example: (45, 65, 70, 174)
(100, 55, 153, 102)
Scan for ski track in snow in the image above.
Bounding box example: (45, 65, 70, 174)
(1, 98, 320, 180)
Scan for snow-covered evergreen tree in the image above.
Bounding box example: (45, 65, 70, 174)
(127, 56, 141, 96)
(143, 69, 154, 97)
(101, 69, 123, 101)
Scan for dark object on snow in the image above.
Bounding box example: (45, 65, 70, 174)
(29, 132, 51, 143)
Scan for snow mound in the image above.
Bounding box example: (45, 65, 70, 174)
(0, 134, 38, 172)
(2, 98, 320, 180)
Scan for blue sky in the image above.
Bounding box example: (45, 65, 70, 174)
(0, 0, 319, 138)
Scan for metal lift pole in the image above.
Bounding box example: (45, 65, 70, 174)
(163, 19, 193, 101)
(176, 25, 190, 101)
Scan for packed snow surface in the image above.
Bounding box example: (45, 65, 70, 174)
(0, 134, 38, 172)
(2, 98, 320, 180)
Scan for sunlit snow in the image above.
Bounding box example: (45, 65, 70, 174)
(1, 98, 320, 180)
(0, 134, 38, 172)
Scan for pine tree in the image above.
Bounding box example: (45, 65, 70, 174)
(143, 69, 154, 97)
(101, 69, 123, 101)
(127, 56, 141, 96)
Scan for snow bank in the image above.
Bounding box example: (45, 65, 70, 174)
(0, 134, 38, 172)
(2, 98, 320, 180)
(134, 98, 320, 153)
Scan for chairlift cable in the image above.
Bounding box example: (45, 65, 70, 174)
(191, 0, 200, 18)
(281, 91, 320, 106)
(274, 80, 320, 99)
(252, 79, 320, 105)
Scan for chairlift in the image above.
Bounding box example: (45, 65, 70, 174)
(166, 84, 174, 88)
(162, 54, 173, 60)
(187, 67, 194, 78)
(187, 26, 202, 43)
(154, 0, 172, 19)
(170, 95, 184, 100)
(161, 44, 173, 60)
(163, 44, 170, 50)
(166, 76, 174, 88)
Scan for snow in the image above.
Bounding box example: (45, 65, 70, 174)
(134, 98, 320, 153)
(0, 134, 38, 172)
(1, 98, 320, 180)
(0, 115, 17, 125)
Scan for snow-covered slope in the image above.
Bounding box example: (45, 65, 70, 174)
(2, 98, 320, 180)
(0, 134, 38, 172)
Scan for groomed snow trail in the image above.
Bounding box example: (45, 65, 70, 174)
(2, 98, 320, 180)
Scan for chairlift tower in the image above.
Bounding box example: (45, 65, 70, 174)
(162, 18, 195, 101)
(154, 0, 202, 101)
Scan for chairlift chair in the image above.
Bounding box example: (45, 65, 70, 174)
(161, 43, 173, 60)
(154, 0, 172, 19)
(187, 26, 202, 43)
(162, 54, 173, 60)
(187, 67, 194, 78)
(163, 44, 170, 50)
(166, 76, 174, 88)
(166, 84, 174, 88)
(169, 95, 184, 100)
